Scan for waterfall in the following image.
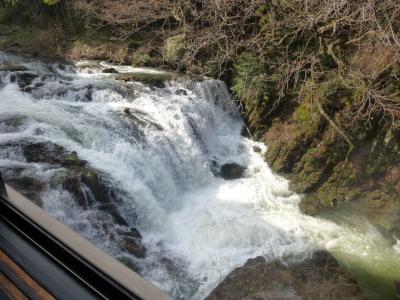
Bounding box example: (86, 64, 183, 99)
(1, 52, 399, 299)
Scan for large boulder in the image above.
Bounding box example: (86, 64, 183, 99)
(15, 72, 39, 92)
(162, 34, 186, 63)
(206, 251, 362, 300)
(23, 142, 87, 167)
(102, 67, 118, 73)
(5, 175, 44, 207)
(220, 163, 246, 180)
(119, 228, 146, 258)
(98, 203, 128, 226)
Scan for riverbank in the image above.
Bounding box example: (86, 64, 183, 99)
(1, 1, 400, 299)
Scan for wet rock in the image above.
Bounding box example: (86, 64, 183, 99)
(175, 89, 188, 96)
(58, 64, 66, 71)
(0, 62, 28, 72)
(102, 67, 118, 73)
(63, 176, 91, 209)
(122, 109, 164, 131)
(23, 142, 87, 167)
(83, 84, 93, 102)
(365, 190, 387, 209)
(220, 163, 246, 180)
(6, 176, 44, 207)
(62, 168, 124, 218)
(34, 82, 44, 88)
(119, 230, 146, 258)
(80, 170, 111, 204)
(253, 146, 262, 153)
(15, 72, 38, 90)
(0, 116, 28, 131)
(116, 72, 175, 88)
(241, 126, 250, 137)
(98, 203, 128, 226)
(206, 251, 362, 300)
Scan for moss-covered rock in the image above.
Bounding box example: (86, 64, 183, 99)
(162, 33, 186, 63)
(206, 251, 362, 300)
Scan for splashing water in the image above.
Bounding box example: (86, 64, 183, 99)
(0, 52, 399, 299)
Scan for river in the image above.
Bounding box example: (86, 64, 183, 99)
(0, 52, 399, 299)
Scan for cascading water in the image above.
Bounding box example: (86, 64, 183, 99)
(0, 52, 399, 299)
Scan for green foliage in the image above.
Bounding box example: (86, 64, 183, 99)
(296, 103, 312, 123)
(131, 52, 150, 66)
(257, 4, 272, 33)
(232, 52, 270, 107)
(42, 0, 60, 5)
(204, 59, 221, 77)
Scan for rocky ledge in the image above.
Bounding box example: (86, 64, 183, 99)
(0, 139, 147, 261)
(206, 251, 362, 300)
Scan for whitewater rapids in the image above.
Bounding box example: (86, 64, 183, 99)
(0, 52, 399, 299)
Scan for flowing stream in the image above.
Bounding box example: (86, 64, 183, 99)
(0, 52, 399, 299)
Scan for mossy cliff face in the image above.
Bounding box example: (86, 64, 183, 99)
(221, 2, 400, 238)
(262, 100, 400, 217)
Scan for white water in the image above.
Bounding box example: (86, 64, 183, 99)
(1, 52, 399, 299)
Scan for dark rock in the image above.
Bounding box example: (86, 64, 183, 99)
(63, 176, 91, 209)
(117, 227, 143, 240)
(127, 227, 142, 240)
(241, 126, 250, 137)
(220, 163, 246, 180)
(21, 87, 32, 93)
(116, 72, 175, 88)
(103, 67, 118, 73)
(210, 160, 219, 177)
(23, 142, 87, 167)
(206, 251, 362, 300)
(16, 72, 38, 90)
(9, 74, 16, 83)
(34, 82, 45, 88)
(123, 110, 164, 131)
(395, 281, 400, 298)
(175, 89, 188, 96)
(62, 168, 117, 209)
(116, 228, 146, 261)
(98, 203, 128, 226)
(120, 231, 146, 258)
(253, 146, 262, 153)
(6, 176, 45, 207)
(58, 64, 66, 71)
(80, 170, 111, 204)
(0, 62, 28, 72)
(83, 84, 93, 102)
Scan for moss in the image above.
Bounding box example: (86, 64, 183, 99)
(204, 59, 220, 77)
(131, 52, 151, 66)
(232, 52, 268, 106)
(292, 101, 323, 141)
(162, 33, 186, 63)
